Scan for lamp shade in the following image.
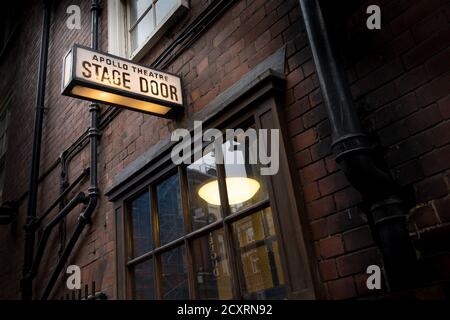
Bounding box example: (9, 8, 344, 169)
(198, 177, 260, 206)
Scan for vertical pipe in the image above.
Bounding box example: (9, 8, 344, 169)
(298, 0, 417, 291)
(41, 0, 101, 300)
(89, 0, 101, 199)
(22, 0, 52, 300)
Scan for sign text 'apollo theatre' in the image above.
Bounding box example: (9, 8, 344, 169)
(62, 45, 183, 117)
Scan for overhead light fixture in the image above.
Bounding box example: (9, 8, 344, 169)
(198, 177, 260, 206)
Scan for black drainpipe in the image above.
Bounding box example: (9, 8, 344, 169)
(40, 0, 101, 300)
(21, 0, 52, 301)
(298, 0, 417, 291)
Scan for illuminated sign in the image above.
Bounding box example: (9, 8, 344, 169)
(62, 44, 183, 118)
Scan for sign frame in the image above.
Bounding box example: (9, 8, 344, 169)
(61, 44, 184, 118)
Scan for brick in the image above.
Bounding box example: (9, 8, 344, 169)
(386, 130, 434, 167)
(355, 54, 384, 79)
(390, 31, 415, 56)
(343, 226, 374, 252)
(425, 49, 450, 78)
(319, 259, 338, 281)
(255, 29, 271, 51)
(301, 160, 327, 182)
(409, 205, 439, 229)
(431, 121, 450, 147)
(287, 117, 304, 136)
(395, 66, 430, 95)
(438, 95, 450, 119)
(308, 88, 322, 108)
(286, 67, 304, 89)
(309, 137, 332, 161)
(420, 145, 450, 176)
(307, 195, 336, 220)
(318, 171, 348, 196)
(371, 93, 419, 131)
(271, 15, 290, 37)
(316, 119, 331, 139)
(319, 235, 344, 259)
(310, 219, 327, 240)
(326, 208, 367, 235)
(351, 60, 404, 99)
(404, 103, 442, 136)
(293, 77, 316, 100)
(303, 104, 327, 129)
(294, 148, 312, 168)
(285, 96, 311, 121)
(327, 276, 357, 300)
(336, 248, 381, 277)
(292, 127, 318, 152)
(196, 57, 209, 74)
(303, 182, 320, 203)
(287, 47, 311, 72)
(411, 11, 448, 43)
(403, 26, 450, 69)
(392, 159, 425, 186)
(416, 73, 450, 107)
(334, 187, 362, 211)
(414, 175, 448, 203)
(434, 196, 450, 222)
(302, 59, 315, 77)
(363, 82, 399, 111)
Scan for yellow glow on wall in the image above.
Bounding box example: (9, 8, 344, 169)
(198, 177, 260, 206)
(71, 86, 170, 115)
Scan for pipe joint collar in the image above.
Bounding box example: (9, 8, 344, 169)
(332, 134, 372, 162)
(89, 103, 100, 112)
(88, 186, 100, 197)
(370, 197, 406, 226)
(88, 128, 101, 138)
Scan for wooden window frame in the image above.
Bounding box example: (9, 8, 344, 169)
(113, 75, 318, 300)
(108, 0, 189, 60)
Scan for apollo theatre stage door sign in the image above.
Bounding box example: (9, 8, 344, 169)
(62, 44, 183, 118)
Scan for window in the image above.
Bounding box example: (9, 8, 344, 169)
(108, 0, 189, 60)
(113, 92, 316, 300)
(123, 123, 288, 300)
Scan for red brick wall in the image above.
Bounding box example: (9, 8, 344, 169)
(0, 0, 448, 300)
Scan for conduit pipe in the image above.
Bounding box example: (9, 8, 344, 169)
(21, 0, 52, 300)
(24, 192, 88, 281)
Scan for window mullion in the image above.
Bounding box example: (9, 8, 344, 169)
(149, 184, 162, 299)
(128, 3, 153, 32)
(216, 162, 242, 299)
(178, 166, 197, 299)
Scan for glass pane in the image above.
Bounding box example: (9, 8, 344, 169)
(155, 0, 177, 25)
(222, 129, 269, 214)
(187, 150, 221, 230)
(161, 246, 189, 299)
(129, 0, 151, 25)
(133, 259, 155, 299)
(130, 9, 154, 52)
(192, 229, 232, 299)
(232, 207, 286, 299)
(130, 192, 152, 257)
(156, 173, 184, 245)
